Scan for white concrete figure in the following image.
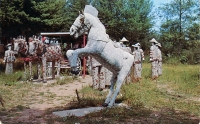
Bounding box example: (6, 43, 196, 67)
(67, 5, 134, 107)
(132, 44, 142, 81)
(119, 38, 132, 84)
(136, 43, 145, 61)
(156, 43, 162, 76)
(3, 44, 15, 74)
(88, 56, 112, 90)
(149, 38, 158, 79)
(29, 37, 63, 83)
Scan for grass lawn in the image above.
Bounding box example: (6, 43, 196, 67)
(0, 63, 200, 123)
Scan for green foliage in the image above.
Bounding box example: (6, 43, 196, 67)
(0, 0, 68, 37)
(92, 0, 154, 45)
(78, 63, 200, 117)
(61, 0, 89, 31)
(55, 76, 74, 85)
(0, 72, 23, 86)
(159, 0, 199, 55)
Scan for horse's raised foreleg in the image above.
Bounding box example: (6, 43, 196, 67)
(66, 48, 92, 75)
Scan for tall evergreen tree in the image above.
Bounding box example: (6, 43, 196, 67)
(92, 0, 153, 47)
(62, 0, 89, 31)
(159, 0, 199, 55)
(0, 0, 68, 38)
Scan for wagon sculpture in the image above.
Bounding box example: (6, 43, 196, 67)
(14, 34, 83, 82)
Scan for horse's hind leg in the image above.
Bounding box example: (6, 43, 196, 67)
(29, 61, 33, 81)
(42, 55, 47, 83)
(56, 60, 60, 77)
(103, 75, 116, 107)
(107, 67, 132, 108)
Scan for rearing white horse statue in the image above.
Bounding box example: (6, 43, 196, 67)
(67, 6, 134, 107)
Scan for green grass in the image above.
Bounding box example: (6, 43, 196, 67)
(0, 63, 200, 123)
(60, 63, 199, 123)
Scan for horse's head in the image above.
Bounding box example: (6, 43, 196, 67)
(28, 40, 38, 56)
(14, 37, 27, 55)
(13, 38, 20, 54)
(70, 12, 88, 39)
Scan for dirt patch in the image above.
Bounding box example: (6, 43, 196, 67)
(0, 75, 92, 124)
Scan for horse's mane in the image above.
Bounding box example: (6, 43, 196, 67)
(83, 13, 110, 42)
(84, 13, 106, 32)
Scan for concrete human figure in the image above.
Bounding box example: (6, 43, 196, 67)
(88, 56, 112, 90)
(149, 38, 158, 79)
(132, 44, 142, 81)
(3, 44, 15, 74)
(156, 43, 162, 76)
(136, 43, 145, 61)
(120, 37, 128, 47)
(119, 37, 132, 83)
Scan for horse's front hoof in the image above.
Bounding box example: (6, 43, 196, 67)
(71, 70, 80, 75)
(43, 80, 47, 83)
(102, 103, 108, 107)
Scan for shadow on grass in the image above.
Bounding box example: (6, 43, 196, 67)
(44, 97, 199, 124)
(0, 97, 199, 124)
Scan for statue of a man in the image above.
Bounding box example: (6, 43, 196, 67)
(132, 44, 142, 81)
(149, 38, 158, 79)
(3, 44, 15, 74)
(156, 43, 162, 76)
(88, 56, 112, 90)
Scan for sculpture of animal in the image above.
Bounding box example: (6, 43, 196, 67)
(28, 37, 62, 83)
(67, 6, 134, 107)
(13, 36, 37, 80)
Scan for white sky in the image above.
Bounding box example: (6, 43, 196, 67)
(152, 0, 172, 31)
(153, 0, 172, 7)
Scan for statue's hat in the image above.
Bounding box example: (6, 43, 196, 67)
(136, 43, 140, 46)
(156, 43, 162, 47)
(132, 44, 139, 48)
(84, 5, 98, 17)
(149, 38, 158, 43)
(120, 37, 129, 42)
(7, 43, 12, 47)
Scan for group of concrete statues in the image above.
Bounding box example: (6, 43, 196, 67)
(89, 37, 162, 89)
(3, 36, 63, 83)
(88, 37, 133, 90)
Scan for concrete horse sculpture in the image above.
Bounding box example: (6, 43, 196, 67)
(29, 37, 62, 82)
(13, 36, 38, 80)
(67, 7, 134, 107)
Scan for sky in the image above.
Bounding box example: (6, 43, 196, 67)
(153, 0, 172, 7)
(152, 0, 172, 31)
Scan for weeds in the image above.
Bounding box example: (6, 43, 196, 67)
(0, 62, 200, 123)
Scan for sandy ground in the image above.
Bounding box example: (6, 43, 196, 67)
(0, 75, 93, 124)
